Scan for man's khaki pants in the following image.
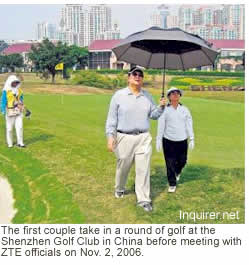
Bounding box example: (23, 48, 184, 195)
(114, 132, 152, 204)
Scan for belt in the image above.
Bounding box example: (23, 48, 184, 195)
(117, 130, 148, 135)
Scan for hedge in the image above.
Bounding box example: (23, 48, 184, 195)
(93, 69, 245, 77)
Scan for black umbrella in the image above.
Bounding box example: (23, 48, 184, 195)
(112, 27, 219, 97)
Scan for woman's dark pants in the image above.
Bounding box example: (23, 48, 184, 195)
(162, 138, 188, 186)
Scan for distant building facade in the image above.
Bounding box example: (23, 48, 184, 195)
(88, 39, 129, 70)
(179, 4, 244, 40)
(1, 43, 36, 71)
(149, 4, 244, 40)
(210, 39, 245, 71)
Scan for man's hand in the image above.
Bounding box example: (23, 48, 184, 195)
(107, 137, 116, 152)
(156, 140, 162, 152)
(189, 139, 195, 150)
(159, 97, 167, 107)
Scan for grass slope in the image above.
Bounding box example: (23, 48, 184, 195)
(0, 91, 244, 224)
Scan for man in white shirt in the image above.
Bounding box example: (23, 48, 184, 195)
(156, 87, 194, 193)
(106, 67, 166, 212)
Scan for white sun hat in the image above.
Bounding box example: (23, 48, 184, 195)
(166, 87, 183, 98)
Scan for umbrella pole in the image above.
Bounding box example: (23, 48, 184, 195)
(162, 53, 166, 98)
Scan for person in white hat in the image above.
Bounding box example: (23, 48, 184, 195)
(156, 87, 194, 193)
(1, 75, 26, 148)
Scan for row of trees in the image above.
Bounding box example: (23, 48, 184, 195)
(0, 54, 24, 72)
(0, 39, 89, 83)
(28, 39, 88, 83)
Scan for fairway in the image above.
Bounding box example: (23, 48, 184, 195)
(0, 91, 244, 224)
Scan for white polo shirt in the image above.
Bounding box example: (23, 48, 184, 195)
(105, 87, 163, 137)
(157, 103, 194, 142)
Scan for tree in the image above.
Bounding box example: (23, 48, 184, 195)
(28, 39, 89, 83)
(61, 45, 88, 78)
(66, 45, 89, 68)
(0, 40, 8, 53)
(28, 39, 63, 83)
(0, 55, 5, 70)
(0, 53, 24, 72)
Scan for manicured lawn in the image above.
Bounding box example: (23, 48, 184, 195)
(0, 89, 244, 224)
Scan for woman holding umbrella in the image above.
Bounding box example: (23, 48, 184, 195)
(156, 87, 194, 193)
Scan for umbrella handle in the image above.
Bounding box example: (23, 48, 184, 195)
(162, 53, 166, 98)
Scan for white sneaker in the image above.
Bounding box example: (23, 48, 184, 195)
(168, 186, 176, 193)
(115, 191, 124, 198)
(176, 174, 181, 182)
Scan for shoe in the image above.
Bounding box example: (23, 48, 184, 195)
(176, 174, 181, 182)
(8, 145, 13, 148)
(115, 191, 124, 198)
(17, 144, 26, 148)
(168, 186, 176, 193)
(137, 202, 153, 212)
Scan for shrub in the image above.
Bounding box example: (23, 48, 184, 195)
(71, 70, 127, 89)
(113, 73, 127, 88)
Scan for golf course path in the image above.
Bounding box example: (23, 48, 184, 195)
(0, 176, 17, 224)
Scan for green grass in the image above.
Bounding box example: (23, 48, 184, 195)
(0, 90, 244, 224)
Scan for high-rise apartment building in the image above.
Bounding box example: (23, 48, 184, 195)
(203, 7, 214, 25)
(60, 4, 82, 33)
(223, 5, 232, 25)
(148, 13, 161, 28)
(148, 5, 171, 29)
(158, 5, 170, 29)
(231, 5, 244, 39)
(193, 8, 202, 25)
(37, 22, 56, 41)
(179, 6, 193, 30)
(79, 8, 92, 47)
(167, 16, 178, 28)
(60, 4, 84, 46)
(213, 9, 223, 25)
(96, 22, 120, 40)
(57, 4, 114, 47)
(90, 5, 112, 37)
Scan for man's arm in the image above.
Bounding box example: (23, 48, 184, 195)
(156, 110, 166, 152)
(145, 92, 166, 120)
(105, 94, 118, 152)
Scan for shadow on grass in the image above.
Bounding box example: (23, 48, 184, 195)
(25, 133, 54, 145)
(0, 147, 85, 224)
(150, 164, 244, 201)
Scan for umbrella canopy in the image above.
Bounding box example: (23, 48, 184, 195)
(113, 27, 219, 70)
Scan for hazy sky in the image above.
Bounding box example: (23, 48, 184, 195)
(0, 4, 161, 40)
(0, 3, 231, 40)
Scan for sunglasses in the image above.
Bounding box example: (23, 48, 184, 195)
(131, 72, 143, 78)
(169, 91, 180, 96)
(12, 81, 20, 86)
